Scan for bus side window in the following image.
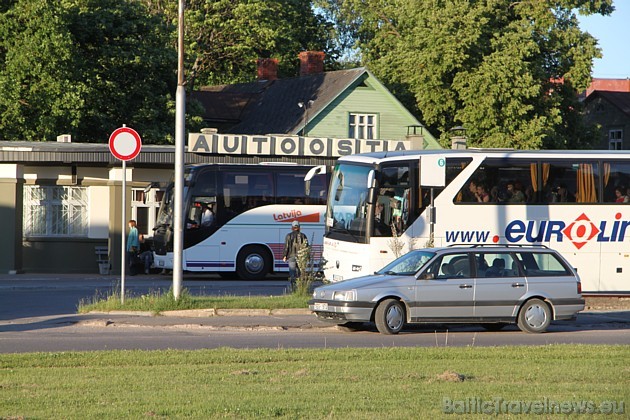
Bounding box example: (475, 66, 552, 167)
(246, 173, 273, 208)
(277, 172, 305, 204)
(306, 174, 328, 205)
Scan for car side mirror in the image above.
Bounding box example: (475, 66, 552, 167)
(418, 272, 434, 280)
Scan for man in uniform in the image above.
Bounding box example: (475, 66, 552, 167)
(282, 220, 308, 290)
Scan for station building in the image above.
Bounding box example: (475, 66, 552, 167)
(0, 58, 440, 274)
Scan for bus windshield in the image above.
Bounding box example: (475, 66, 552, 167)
(326, 163, 373, 242)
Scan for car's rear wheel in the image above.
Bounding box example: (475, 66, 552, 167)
(236, 245, 271, 280)
(375, 299, 405, 335)
(517, 298, 551, 333)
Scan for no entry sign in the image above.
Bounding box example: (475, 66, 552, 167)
(109, 126, 142, 161)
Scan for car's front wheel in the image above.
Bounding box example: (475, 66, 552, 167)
(375, 299, 405, 335)
(517, 298, 551, 333)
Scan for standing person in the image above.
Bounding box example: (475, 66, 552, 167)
(282, 220, 308, 289)
(127, 220, 140, 276)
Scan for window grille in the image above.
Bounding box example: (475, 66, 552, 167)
(24, 186, 88, 237)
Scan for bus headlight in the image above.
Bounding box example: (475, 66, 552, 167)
(333, 290, 356, 301)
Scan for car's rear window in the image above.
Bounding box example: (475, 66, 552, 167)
(515, 252, 572, 277)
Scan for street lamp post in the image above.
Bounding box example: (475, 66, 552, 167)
(173, 0, 186, 299)
(298, 100, 314, 136)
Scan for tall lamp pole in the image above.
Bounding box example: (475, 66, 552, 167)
(173, 0, 186, 299)
(298, 100, 314, 136)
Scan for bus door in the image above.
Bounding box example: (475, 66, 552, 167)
(183, 169, 219, 271)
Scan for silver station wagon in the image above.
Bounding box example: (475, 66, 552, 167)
(309, 245, 585, 334)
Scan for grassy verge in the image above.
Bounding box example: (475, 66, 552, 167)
(78, 288, 310, 314)
(1, 345, 627, 418)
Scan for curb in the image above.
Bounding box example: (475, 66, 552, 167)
(87, 308, 629, 318)
(89, 308, 314, 318)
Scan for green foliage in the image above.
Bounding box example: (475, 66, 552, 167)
(317, 0, 614, 149)
(294, 233, 327, 296)
(148, 0, 341, 89)
(0, 1, 340, 142)
(0, 0, 177, 143)
(1, 345, 628, 418)
(78, 286, 309, 313)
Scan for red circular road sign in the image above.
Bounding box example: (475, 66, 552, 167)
(109, 126, 142, 161)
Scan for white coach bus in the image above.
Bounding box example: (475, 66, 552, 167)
(152, 163, 328, 279)
(323, 149, 630, 293)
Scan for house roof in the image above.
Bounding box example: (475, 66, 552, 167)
(585, 90, 630, 118)
(191, 67, 426, 136)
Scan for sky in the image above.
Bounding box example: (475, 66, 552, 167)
(578, 2, 630, 79)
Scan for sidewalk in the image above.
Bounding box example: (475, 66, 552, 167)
(72, 307, 331, 331)
(73, 297, 630, 331)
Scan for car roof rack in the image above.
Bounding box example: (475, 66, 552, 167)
(446, 243, 550, 249)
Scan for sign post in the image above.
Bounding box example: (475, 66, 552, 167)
(109, 126, 142, 304)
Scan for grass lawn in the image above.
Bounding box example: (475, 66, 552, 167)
(78, 288, 311, 314)
(1, 345, 627, 418)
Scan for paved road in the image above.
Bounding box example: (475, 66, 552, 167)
(1, 311, 629, 353)
(1, 274, 629, 353)
(0, 273, 291, 320)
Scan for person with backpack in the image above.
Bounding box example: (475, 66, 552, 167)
(282, 221, 308, 289)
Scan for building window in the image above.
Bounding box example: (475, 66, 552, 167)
(349, 113, 377, 139)
(609, 129, 623, 150)
(132, 187, 164, 238)
(23, 186, 88, 237)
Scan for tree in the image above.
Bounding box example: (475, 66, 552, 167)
(163, 0, 340, 89)
(317, 0, 614, 149)
(0, 0, 176, 143)
(0, 1, 341, 143)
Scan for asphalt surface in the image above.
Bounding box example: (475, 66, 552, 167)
(2, 304, 624, 336)
(1, 272, 629, 334)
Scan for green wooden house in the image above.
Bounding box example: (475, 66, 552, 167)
(191, 57, 440, 150)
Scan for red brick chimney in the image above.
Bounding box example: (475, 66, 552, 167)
(257, 58, 279, 81)
(299, 51, 325, 76)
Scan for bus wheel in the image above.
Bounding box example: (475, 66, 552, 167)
(236, 246, 271, 280)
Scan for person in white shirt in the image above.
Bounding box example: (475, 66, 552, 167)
(201, 203, 215, 226)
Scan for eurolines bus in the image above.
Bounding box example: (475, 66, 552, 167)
(324, 149, 630, 293)
(153, 163, 328, 279)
